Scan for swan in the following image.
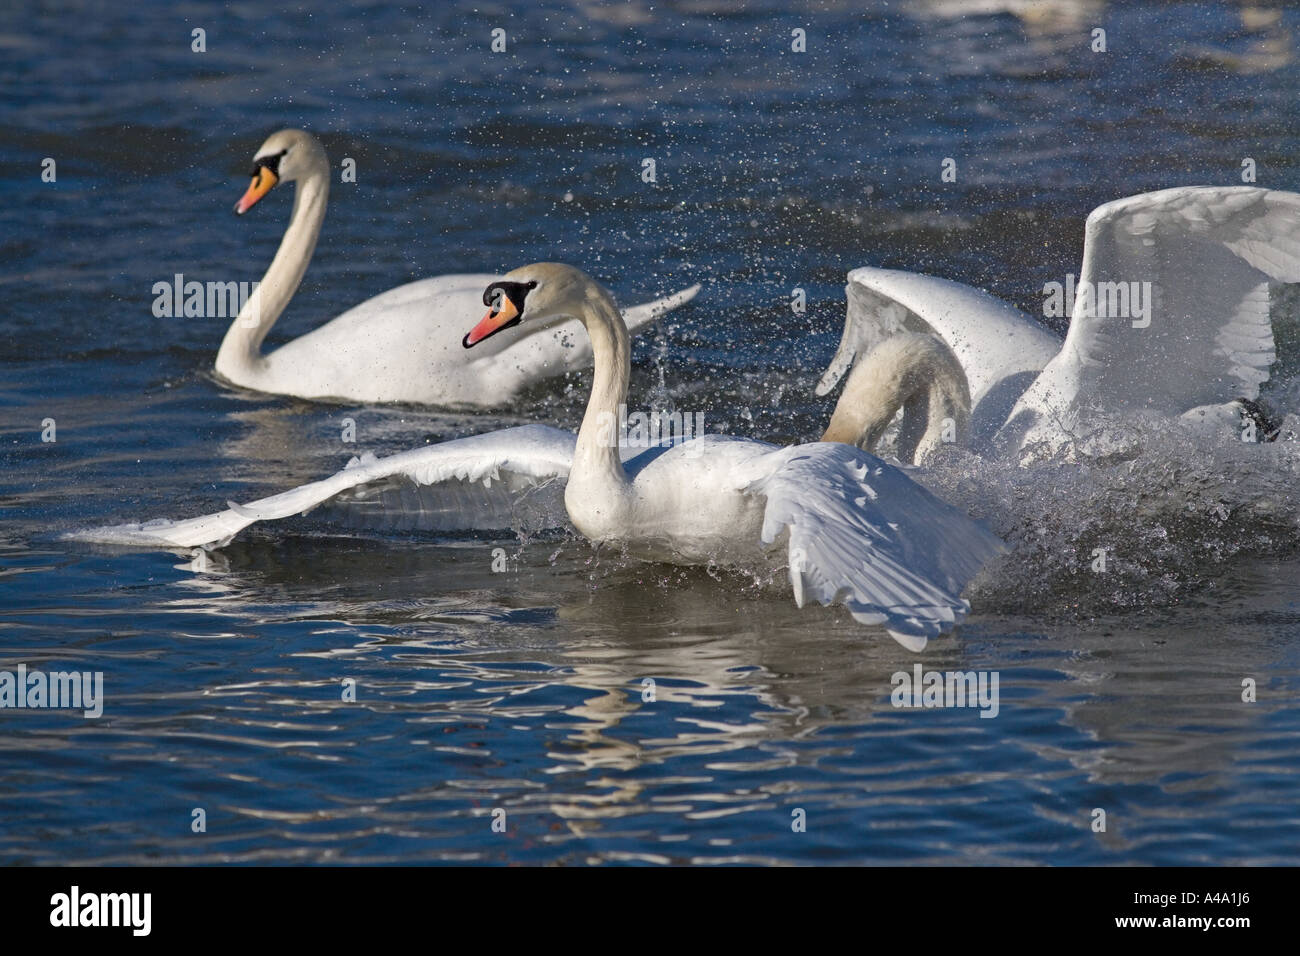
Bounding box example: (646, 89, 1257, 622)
(460, 265, 1001, 648)
(216, 129, 699, 406)
(72, 265, 1002, 649)
(818, 186, 1300, 461)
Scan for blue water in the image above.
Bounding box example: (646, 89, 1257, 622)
(2, 0, 1300, 864)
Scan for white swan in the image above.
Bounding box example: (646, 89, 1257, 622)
(73, 265, 1003, 649)
(463, 265, 1001, 647)
(217, 129, 699, 406)
(819, 186, 1300, 460)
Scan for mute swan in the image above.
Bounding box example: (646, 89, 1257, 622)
(217, 129, 699, 406)
(819, 186, 1300, 460)
(72, 266, 1003, 649)
(456, 264, 1002, 647)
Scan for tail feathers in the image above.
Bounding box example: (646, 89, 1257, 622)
(621, 283, 702, 333)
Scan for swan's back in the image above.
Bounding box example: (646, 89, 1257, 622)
(597, 436, 1005, 648)
(259, 273, 499, 404)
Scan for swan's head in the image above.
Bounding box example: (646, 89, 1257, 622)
(234, 129, 325, 215)
(463, 263, 593, 348)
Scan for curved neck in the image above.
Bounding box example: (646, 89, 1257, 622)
(571, 283, 632, 487)
(215, 165, 329, 380)
(820, 334, 970, 464)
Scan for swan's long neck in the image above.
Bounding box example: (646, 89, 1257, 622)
(820, 333, 970, 464)
(215, 165, 329, 382)
(573, 284, 632, 481)
(566, 283, 634, 532)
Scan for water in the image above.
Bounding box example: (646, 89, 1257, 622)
(3, 0, 1300, 864)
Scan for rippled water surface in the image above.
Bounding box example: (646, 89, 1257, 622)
(3, 0, 1300, 864)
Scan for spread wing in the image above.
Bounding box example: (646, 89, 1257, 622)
(67, 425, 577, 549)
(740, 442, 1006, 651)
(1055, 186, 1300, 415)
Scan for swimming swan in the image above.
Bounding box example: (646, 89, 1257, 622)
(460, 264, 1001, 647)
(818, 186, 1300, 459)
(216, 129, 699, 406)
(73, 266, 1003, 649)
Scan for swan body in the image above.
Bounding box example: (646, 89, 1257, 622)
(217, 129, 699, 406)
(823, 186, 1300, 460)
(73, 431, 1001, 651)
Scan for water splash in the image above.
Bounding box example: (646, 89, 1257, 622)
(916, 415, 1300, 619)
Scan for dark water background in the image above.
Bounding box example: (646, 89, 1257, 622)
(2, 0, 1299, 863)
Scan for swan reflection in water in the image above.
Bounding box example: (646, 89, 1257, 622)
(154, 533, 1293, 856)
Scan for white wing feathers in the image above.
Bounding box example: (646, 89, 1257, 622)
(822, 266, 1059, 404)
(742, 442, 1005, 651)
(1061, 186, 1300, 414)
(823, 267, 1061, 451)
(67, 425, 577, 549)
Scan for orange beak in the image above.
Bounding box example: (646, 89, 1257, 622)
(462, 294, 521, 348)
(234, 166, 278, 215)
